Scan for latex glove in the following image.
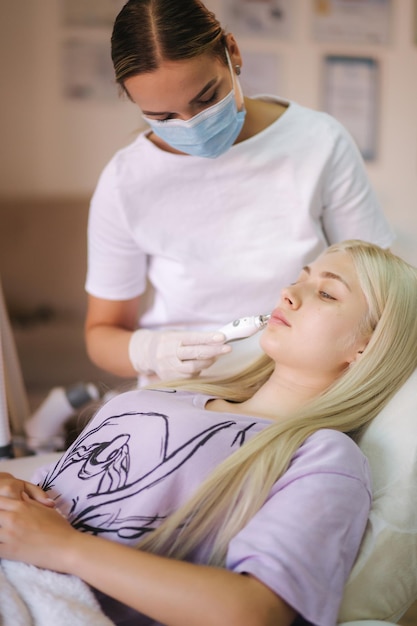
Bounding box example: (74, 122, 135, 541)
(128, 329, 232, 380)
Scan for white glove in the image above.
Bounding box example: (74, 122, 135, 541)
(128, 329, 232, 380)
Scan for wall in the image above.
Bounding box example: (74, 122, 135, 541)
(1, 0, 416, 263)
(0, 0, 139, 196)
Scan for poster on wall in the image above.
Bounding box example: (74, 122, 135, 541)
(62, 38, 118, 101)
(312, 0, 392, 45)
(62, 0, 125, 27)
(223, 0, 294, 38)
(322, 56, 379, 161)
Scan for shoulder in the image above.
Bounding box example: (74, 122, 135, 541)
(96, 131, 155, 182)
(252, 96, 358, 157)
(290, 106, 359, 159)
(284, 100, 351, 136)
(227, 429, 371, 626)
(290, 429, 370, 487)
(256, 96, 346, 132)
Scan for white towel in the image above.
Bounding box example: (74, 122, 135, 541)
(0, 559, 116, 626)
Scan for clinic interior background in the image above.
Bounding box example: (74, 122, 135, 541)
(1, 0, 417, 403)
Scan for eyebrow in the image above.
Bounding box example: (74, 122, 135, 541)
(141, 78, 219, 116)
(302, 266, 352, 291)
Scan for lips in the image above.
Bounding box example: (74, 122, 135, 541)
(269, 308, 291, 327)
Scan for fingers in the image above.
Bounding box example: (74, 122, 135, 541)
(0, 494, 72, 558)
(24, 483, 56, 507)
(176, 331, 230, 361)
(0, 496, 31, 550)
(0, 472, 54, 507)
(173, 333, 232, 376)
(175, 357, 217, 375)
(0, 494, 69, 531)
(148, 330, 234, 380)
(154, 331, 233, 379)
(179, 332, 227, 346)
(129, 328, 231, 377)
(174, 338, 232, 376)
(177, 342, 231, 362)
(0, 473, 19, 496)
(0, 492, 21, 511)
(0, 473, 29, 500)
(157, 357, 216, 380)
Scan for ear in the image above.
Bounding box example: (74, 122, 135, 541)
(348, 338, 370, 365)
(225, 33, 242, 70)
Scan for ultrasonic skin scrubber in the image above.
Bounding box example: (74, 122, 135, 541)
(218, 314, 271, 343)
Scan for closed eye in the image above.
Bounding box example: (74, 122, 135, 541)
(319, 291, 336, 300)
(197, 89, 219, 106)
(147, 88, 220, 123)
(146, 112, 175, 123)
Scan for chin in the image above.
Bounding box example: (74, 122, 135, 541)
(259, 332, 280, 359)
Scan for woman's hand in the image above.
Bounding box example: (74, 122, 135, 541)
(0, 472, 55, 507)
(129, 329, 231, 379)
(0, 492, 76, 572)
(0, 484, 296, 626)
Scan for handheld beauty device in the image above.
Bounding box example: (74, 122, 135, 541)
(218, 314, 271, 343)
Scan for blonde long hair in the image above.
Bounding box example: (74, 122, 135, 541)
(139, 240, 417, 565)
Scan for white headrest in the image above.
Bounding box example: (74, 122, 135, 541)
(339, 369, 417, 623)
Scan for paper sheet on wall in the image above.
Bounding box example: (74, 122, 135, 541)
(323, 56, 379, 161)
(223, 0, 293, 38)
(62, 38, 118, 101)
(312, 0, 392, 45)
(62, 0, 125, 27)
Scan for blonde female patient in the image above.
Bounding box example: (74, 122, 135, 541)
(0, 240, 416, 626)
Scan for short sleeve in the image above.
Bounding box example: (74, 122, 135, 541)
(320, 117, 394, 249)
(85, 157, 148, 300)
(226, 430, 372, 626)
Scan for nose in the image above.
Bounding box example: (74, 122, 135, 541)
(281, 284, 300, 308)
(178, 110, 196, 121)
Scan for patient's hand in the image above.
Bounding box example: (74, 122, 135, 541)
(0, 472, 55, 507)
(0, 493, 75, 572)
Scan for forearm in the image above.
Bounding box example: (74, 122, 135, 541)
(85, 324, 137, 377)
(0, 482, 293, 625)
(64, 532, 294, 626)
(84, 294, 230, 381)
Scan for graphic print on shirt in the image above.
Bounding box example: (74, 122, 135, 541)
(40, 410, 257, 541)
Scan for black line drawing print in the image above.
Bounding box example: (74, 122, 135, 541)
(41, 410, 256, 541)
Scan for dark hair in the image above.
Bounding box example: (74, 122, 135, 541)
(111, 0, 227, 87)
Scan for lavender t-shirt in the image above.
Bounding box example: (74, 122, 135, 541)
(33, 389, 371, 626)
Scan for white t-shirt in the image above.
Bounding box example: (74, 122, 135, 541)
(86, 97, 393, 328)
(32, 388, 371, 626)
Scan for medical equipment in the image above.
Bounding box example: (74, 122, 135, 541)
(218, 314, 271, 343)
(0, 276, 99, 457)
(24, 382, 99, 452)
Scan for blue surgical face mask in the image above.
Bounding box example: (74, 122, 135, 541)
(142, 51, 246, 158)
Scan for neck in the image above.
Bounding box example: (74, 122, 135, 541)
(237, 97, 287, 142)
(229, 366, 336, 422)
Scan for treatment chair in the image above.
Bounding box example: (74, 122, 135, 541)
(338, 368, 417, 625)
(1, 277, 417, 625)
